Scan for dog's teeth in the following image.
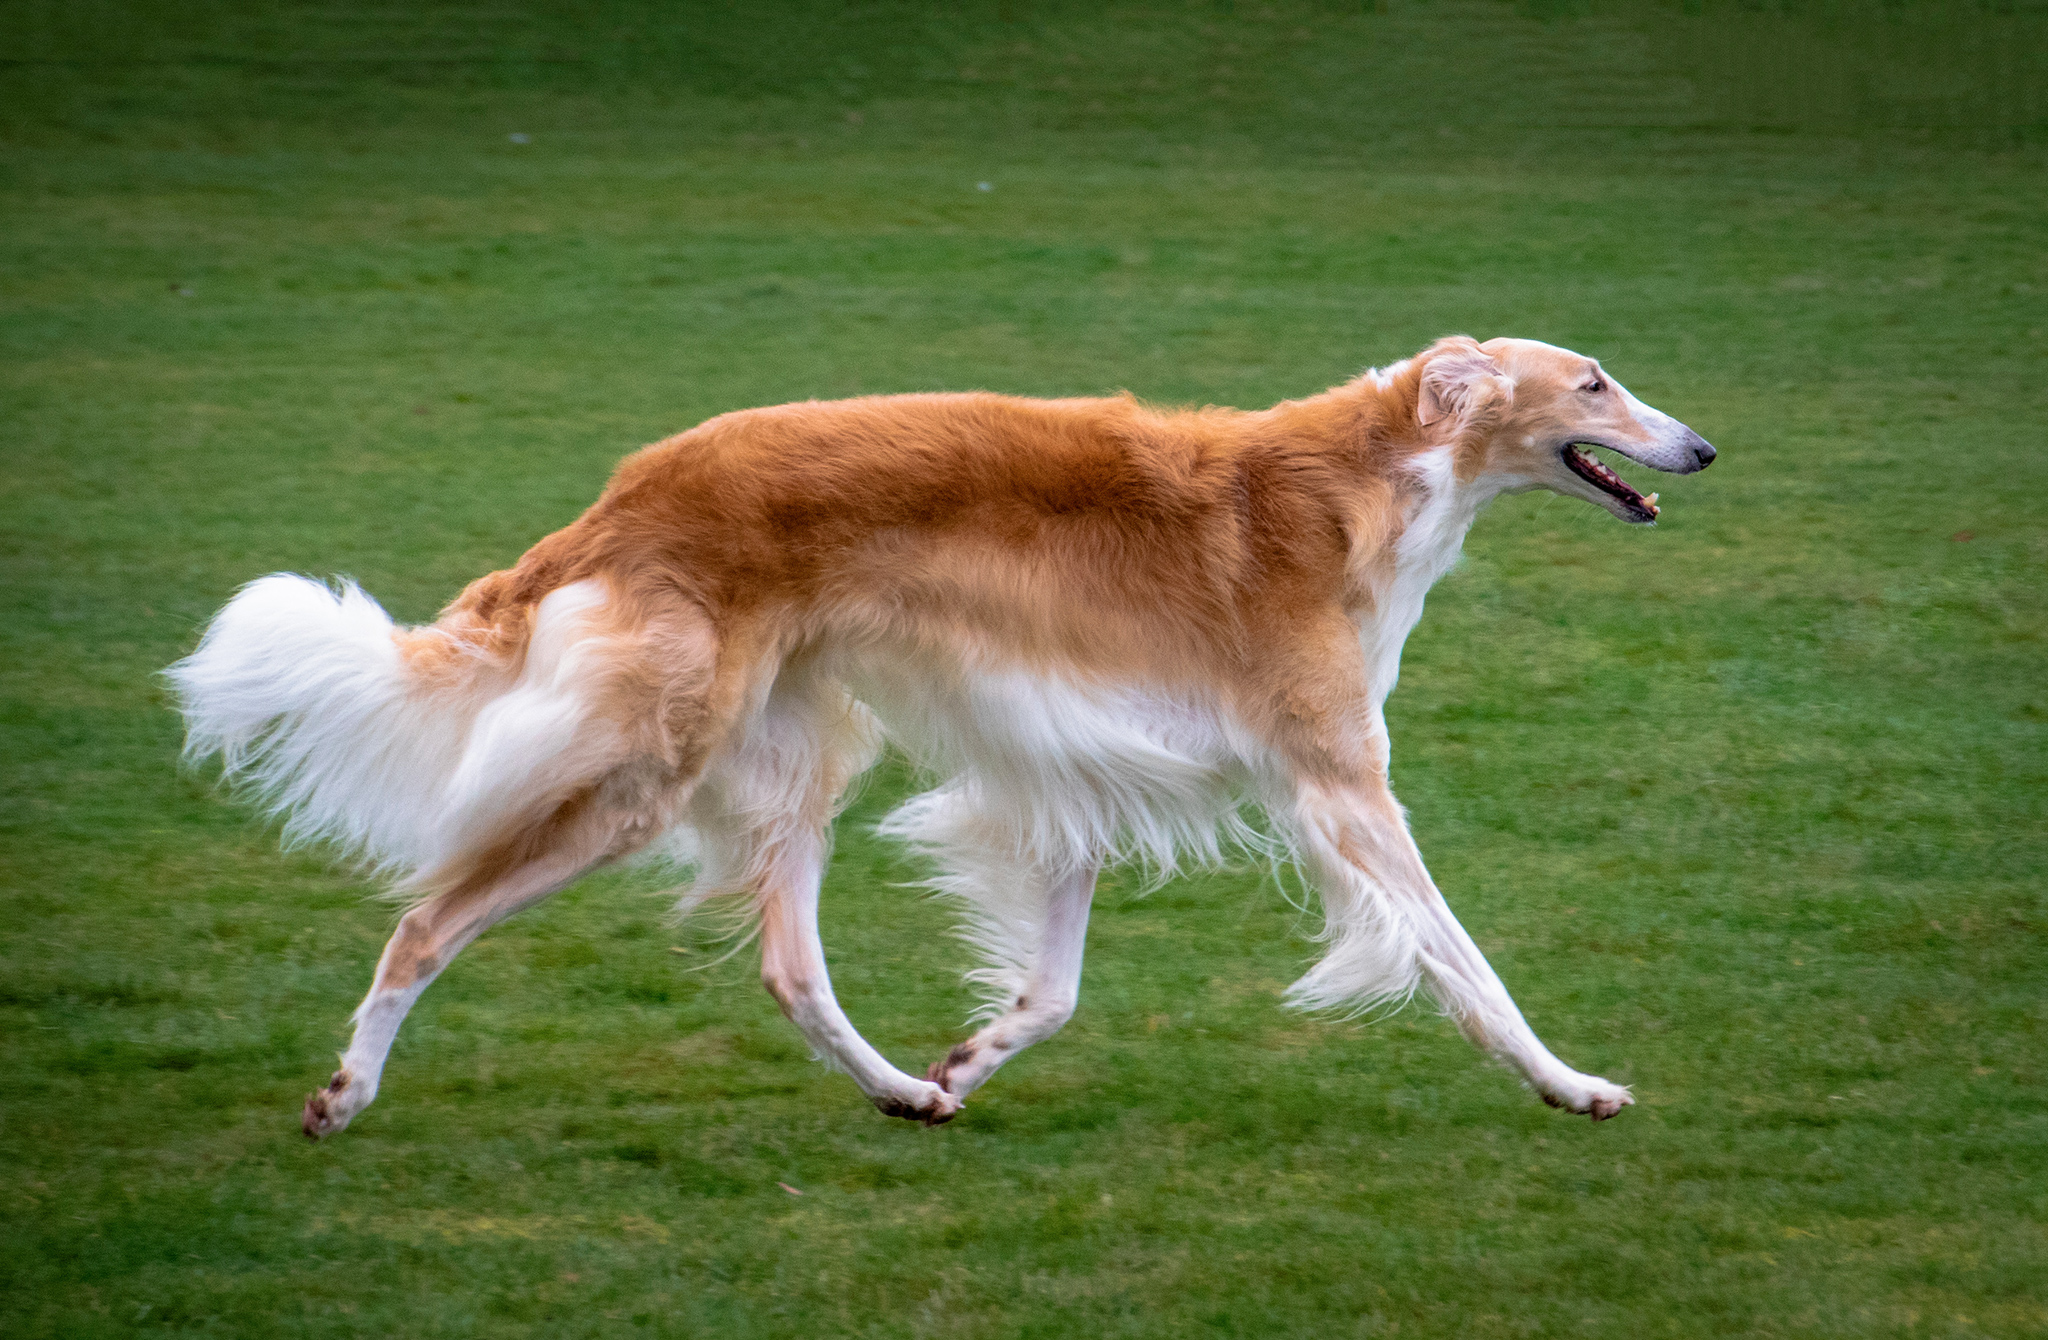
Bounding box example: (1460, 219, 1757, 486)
(1645, 493, 1659, 507)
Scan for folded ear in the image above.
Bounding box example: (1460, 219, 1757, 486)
(1417, 339, 1512, 428)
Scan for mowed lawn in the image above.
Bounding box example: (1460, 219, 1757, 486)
(3, 4, 2045, 1336)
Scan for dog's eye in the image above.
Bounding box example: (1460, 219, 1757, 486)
(1582, 378, 1606, 394)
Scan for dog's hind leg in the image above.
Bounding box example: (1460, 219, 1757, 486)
(304, 595, 732, 1139)
(755, 837, 962, 1124)
(694, 675, 960, 1124)
(924, 856, 1097, 1099)
(303, 791, 645, 1138)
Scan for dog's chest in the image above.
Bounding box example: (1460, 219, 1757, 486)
(1357, 452, 1488, 703)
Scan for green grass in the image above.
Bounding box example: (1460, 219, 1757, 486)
(3, 2, 2046, 1336)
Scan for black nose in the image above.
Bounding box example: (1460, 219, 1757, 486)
(1689, 433, 1716, 470)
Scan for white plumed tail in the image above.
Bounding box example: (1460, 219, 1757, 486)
(167, 574, 616, 882)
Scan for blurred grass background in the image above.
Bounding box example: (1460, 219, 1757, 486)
(2, 2, 2045, 1336)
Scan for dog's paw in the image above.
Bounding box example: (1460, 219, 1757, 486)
(301, 1069, 367, 1140)
(1539, 1075, 1634, 1122)
(873, 1080, 962, 1127)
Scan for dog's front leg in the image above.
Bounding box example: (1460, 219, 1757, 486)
(1290, 779, 1633, 1120)
(927, 858, 1098, 1099)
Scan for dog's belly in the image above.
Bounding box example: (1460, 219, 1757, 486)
(836, 648, 1254, 871)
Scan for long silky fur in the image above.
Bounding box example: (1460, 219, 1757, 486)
(167, 575, 624, 897)
(175, 334, 1696, 1130)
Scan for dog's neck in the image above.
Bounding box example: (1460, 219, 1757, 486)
(1266, 374, 1510, 704)
(1395, 443, 1504, 581)
(1351, 443, 1506, 706)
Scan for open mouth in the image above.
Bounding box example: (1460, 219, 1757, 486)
(1563, 444, 1660, 523)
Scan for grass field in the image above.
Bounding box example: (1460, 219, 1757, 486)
(4, 3, 2046, 1336)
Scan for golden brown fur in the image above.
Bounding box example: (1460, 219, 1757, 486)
(172, 335, 1715, 1134)
(433, 345, 1442, 809)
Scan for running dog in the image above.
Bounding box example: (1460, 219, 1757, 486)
(168, 336, 1715, 1136)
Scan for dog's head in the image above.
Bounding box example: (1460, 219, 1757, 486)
(1413, 336, 1715, 524)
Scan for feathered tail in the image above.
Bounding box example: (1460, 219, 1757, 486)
(167, 574, 623, 884)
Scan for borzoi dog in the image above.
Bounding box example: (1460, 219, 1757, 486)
(168, 336, 1715, 1136)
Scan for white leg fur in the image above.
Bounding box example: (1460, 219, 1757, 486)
(683, 676, 958, 1123)
(304, 819, 624, 1138)
(926, 859, 1096, 1098)
(875, 783, 1101, 1095)
(756, 839, 961, 1123)
(1406, 887, 1632, 1119)
(1286, 781, 1632, 1119)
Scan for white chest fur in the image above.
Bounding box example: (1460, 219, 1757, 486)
(1356, 447, 1503, 711)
